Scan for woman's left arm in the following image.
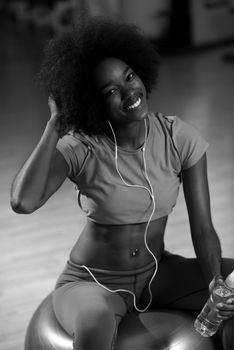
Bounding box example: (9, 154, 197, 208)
(183, 153, 234, 319)
(182, 153, 222, 286)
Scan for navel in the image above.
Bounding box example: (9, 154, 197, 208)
(131, 248, 139, 257)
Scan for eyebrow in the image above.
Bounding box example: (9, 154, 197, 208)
(100, 66, 130, 91)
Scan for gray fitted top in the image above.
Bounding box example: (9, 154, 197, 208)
(56, 113, 209, 225)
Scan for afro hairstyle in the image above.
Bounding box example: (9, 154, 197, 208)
(38, 15, 160, 136)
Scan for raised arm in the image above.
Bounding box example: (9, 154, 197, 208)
(10, 98, 69, 214)
(182, 154, 222, 286)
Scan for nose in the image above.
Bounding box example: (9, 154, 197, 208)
(122, 90, 141, 109)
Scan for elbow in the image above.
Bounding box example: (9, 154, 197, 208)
(10, 197, 37, 214)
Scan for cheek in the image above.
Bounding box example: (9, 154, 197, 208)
(106, 96, 121, 112)
(135, 77, 147, 94)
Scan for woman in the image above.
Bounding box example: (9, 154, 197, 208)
(10, 16, 234, 349)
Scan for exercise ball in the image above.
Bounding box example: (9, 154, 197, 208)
(25, 292, 220, 350)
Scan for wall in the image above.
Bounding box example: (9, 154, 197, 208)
(121, 0, 171, 39)
(191, 0, 234, 46)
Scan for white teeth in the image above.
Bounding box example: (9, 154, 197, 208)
(127, 97, 141, 110)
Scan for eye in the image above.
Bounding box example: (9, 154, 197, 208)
(106, 87, 117, 97)
(126, 71, 135, 82)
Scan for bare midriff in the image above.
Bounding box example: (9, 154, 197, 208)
(70, 216, 168, 271)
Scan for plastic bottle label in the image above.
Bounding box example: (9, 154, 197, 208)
(214, 287, 232, 297)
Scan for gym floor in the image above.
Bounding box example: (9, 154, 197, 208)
(1, 17, 234, 350)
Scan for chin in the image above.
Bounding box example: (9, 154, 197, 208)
(128, 107, 149, 121)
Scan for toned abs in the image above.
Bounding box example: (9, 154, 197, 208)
(70, 216, 167, 270)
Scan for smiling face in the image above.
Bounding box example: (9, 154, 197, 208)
(93, 57, 149, 126)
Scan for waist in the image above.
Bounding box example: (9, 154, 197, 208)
(70, 217, 167, 270)
(69, 258, 159, 276)
(82, 216, 167, 241)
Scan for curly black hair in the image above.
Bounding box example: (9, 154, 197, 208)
(38, 15, 160, 136)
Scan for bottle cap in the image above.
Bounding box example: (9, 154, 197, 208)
(225, 270, 234, 289)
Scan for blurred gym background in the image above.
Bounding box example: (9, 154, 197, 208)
(1, 1, 234, 349)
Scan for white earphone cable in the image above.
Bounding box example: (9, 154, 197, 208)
(82, 117, 158, 312)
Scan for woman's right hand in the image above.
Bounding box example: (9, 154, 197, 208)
(48, 95, 70, 137)
(47, 95, 66, 137)
(48, 95, 60, 124)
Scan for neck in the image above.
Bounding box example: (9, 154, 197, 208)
(107, 118, 147, 150)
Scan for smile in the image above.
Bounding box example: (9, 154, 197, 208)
(126, 97, 141, 110)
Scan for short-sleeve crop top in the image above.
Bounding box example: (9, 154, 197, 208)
(56, 113, 209, 225)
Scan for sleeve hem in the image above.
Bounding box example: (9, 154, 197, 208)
(182, 143, 209, 170)
(56, 143, 73, 177)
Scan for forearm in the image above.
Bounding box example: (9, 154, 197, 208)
(11, 119, 60, 213)
(192, 226, 222, 286)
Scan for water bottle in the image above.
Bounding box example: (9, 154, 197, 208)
(194, 270, 234, 337)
